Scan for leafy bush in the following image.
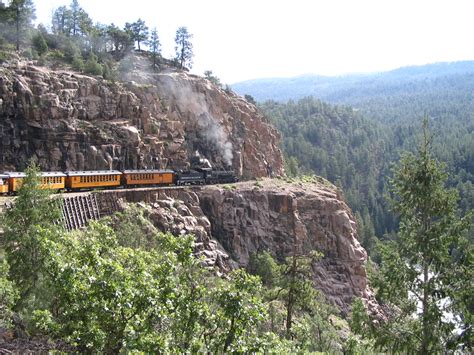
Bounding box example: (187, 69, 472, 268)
(32, 32, 48, 56)
(71, 55, 84, 72)
(0, 259, 18, 329)
(84, 52, 103, 76)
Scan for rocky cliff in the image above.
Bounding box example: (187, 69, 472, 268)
(0, 54, 283, 178)
(0, 54, 379, 316)
(199, 178, 378, 315)
(100, 177, 379, 316)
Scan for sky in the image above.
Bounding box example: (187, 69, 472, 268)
(32, 0, 474, 84)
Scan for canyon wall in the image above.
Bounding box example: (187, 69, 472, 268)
(0, 54, 283, 178)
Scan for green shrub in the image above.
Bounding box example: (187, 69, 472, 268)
(32, 33, 48, 56)
(72, 55, 84, 72)
(0, 259, 18, 329)
(84, 52, 103, 76)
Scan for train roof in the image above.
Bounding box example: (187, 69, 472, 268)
(3, 172, 26, 178)
(122, 169, 175, 174)
(66, 170, 123, 176)
(41, 172, 67, 177)
(3, 172, 66, 177)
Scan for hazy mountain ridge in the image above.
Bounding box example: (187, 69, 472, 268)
(232, 61, 474, 107)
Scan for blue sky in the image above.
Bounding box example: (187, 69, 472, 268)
(33, 0, 474, 83)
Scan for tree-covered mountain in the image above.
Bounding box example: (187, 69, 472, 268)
(241, 61, 473, 252)
(259, 96, 474, 254)
(232, 61, 474, 108)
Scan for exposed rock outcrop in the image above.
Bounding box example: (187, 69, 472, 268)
(0, 54, 283, 178)
(0, 53, 379, 317)
(97, 188, 236, 273)
(96, 178, 380, 316)
(199, 178, 378, 315)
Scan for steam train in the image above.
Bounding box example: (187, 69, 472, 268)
(0, 167, 238, 195)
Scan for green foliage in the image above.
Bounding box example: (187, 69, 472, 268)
(1, 186, 362, 353)
(204, 70, 222, 87)
(247, 250, 347, 351)
(5, 0, 36, 50)
(353, 123, 473, 353)
(8, 204, 279, 352)
(71, 54, 84, 71)
(2, 162, 63, 308)
(285, 156, 300, 177)
(207, 269, 267, 352)
(244, 94, 257, 105)
(0, 259, 18, 329)
(174, 26, 193, 69)
(39, 223, 176, 352)
(31, 32, 48, 56)
(148, 27, 161, 70)
(260, 97, 393, 253)
(248, 251, 280, 288)
(84, 52, 103, 76)
(107, 24, 132, 54)
(125, 18, 149, 51)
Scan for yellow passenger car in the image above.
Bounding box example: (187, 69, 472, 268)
(122, 169, 176, 187)
(4, 172, 26, 192)
(4, 172, 66, 192)
(40, 172, 67, 190)
(66, 171, 122, 191)
(0, 174, 9, 194)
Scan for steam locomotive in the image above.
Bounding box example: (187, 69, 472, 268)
(0, 167, 238, 195)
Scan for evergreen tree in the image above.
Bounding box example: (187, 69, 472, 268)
(204, 70, 221, 87)
(69, 0, 81, 36)
(107, 23, 132, 53)
(174, 26, 193, 69)
(148, 27, 160, 69)
(354, 120, 473, 352)
(2, 163, 63, 308)
(125, 18, 148, 51)
(7, 0, 35, 50)
(51, 5, 71, 35)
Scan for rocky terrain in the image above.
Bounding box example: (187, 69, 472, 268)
(0, 54, 379, 317)
(101, 177, 379, 316)
(0, 54, 283, 178)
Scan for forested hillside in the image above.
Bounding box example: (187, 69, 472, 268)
(232, 61, 474, 105)
(259, 96, 474, 253)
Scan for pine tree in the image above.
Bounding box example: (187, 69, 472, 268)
(174, 26, 193, 69)
(7, 0, 35, 50)
(361, 120, 473, 352)
(125, 18, 148, 51)
(2, 163, 63, 308)
(149, 27, 161, 69)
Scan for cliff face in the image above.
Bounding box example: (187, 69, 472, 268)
(0, 55, 283, 178)
(0, 54, 379, 316)
(99, 178, 380, 316)
(199, 178, 378, 315)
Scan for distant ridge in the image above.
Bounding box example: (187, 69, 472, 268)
(231, 61, 474, 103)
